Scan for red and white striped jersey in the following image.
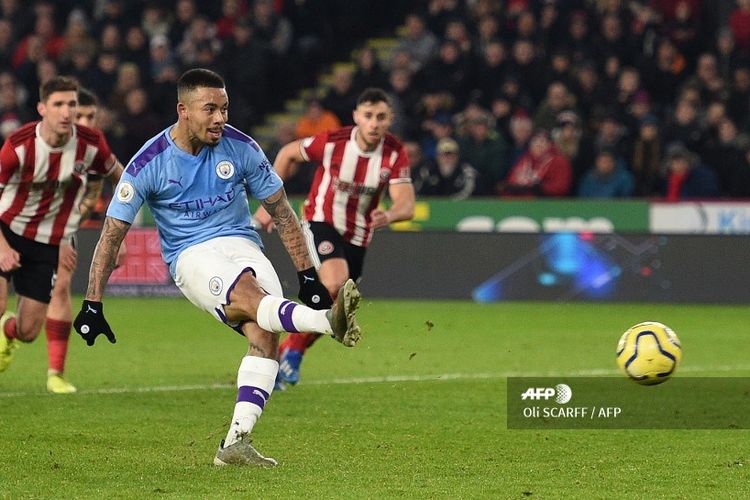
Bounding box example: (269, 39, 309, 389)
(300, 126, 411, 247)
(0, 121, 115, 245)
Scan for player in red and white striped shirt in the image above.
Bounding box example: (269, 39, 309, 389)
(255, 88, 415, 387)
(0, 77, 123, 383)
(42, 87, 125, 394)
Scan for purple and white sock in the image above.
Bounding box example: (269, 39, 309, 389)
(224, 356, 278, 447)
(255, 296, 332, 335)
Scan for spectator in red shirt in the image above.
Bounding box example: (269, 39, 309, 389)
(663, 142, 720, 200)
(500, 129, 572, 197)
(12, 14, 65, 69)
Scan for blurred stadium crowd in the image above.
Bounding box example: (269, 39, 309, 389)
(0, 0, 404, 160)
(2, 0, 750, 200)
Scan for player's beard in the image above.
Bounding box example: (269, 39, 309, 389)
(205, 127, 223, 145)
(358, 129, 382, 150)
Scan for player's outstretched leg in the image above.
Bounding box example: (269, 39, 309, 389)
(256, 279, 362, 346)
(0, 312, 18, 372)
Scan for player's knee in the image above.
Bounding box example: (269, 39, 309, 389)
(15, 321, 42, 342)
(229, 272, 267, 317)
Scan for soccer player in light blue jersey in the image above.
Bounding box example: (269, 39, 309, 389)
(73, 68, 362, 467)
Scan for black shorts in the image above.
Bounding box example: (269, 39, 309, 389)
(304, 221, 367, 281)
(0, 222, 58, 303)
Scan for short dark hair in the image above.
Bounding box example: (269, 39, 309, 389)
(357, 87, 392, 108)
(77, 87, 99, 107)
(177, 68, 225, 100)
(40, 76, 79, 103)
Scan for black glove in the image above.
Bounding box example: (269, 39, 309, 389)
(297, 267, 333, 309)
(74, 300, 117, 346)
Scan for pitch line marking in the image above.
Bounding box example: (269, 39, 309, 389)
(1, 364, 750, 398)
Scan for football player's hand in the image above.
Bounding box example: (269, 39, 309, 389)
(297, 267, 333, 309)
(370, 209, 392, 229)
(59, 242, 78, 273)
(74, 300, 117, 346)
(0, 243, 20, 272)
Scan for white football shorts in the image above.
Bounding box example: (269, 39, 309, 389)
(173, 236, 283, 326)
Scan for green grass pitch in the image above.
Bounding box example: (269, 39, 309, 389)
(1, 298, 749, 498)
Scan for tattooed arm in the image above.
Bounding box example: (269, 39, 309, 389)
(260, 187, 313, 271)
(85, 216, 131, 301)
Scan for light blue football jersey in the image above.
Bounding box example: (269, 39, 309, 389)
(107, 124, 282, 278)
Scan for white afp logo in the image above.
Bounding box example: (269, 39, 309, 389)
(521, 384, 572, 404)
